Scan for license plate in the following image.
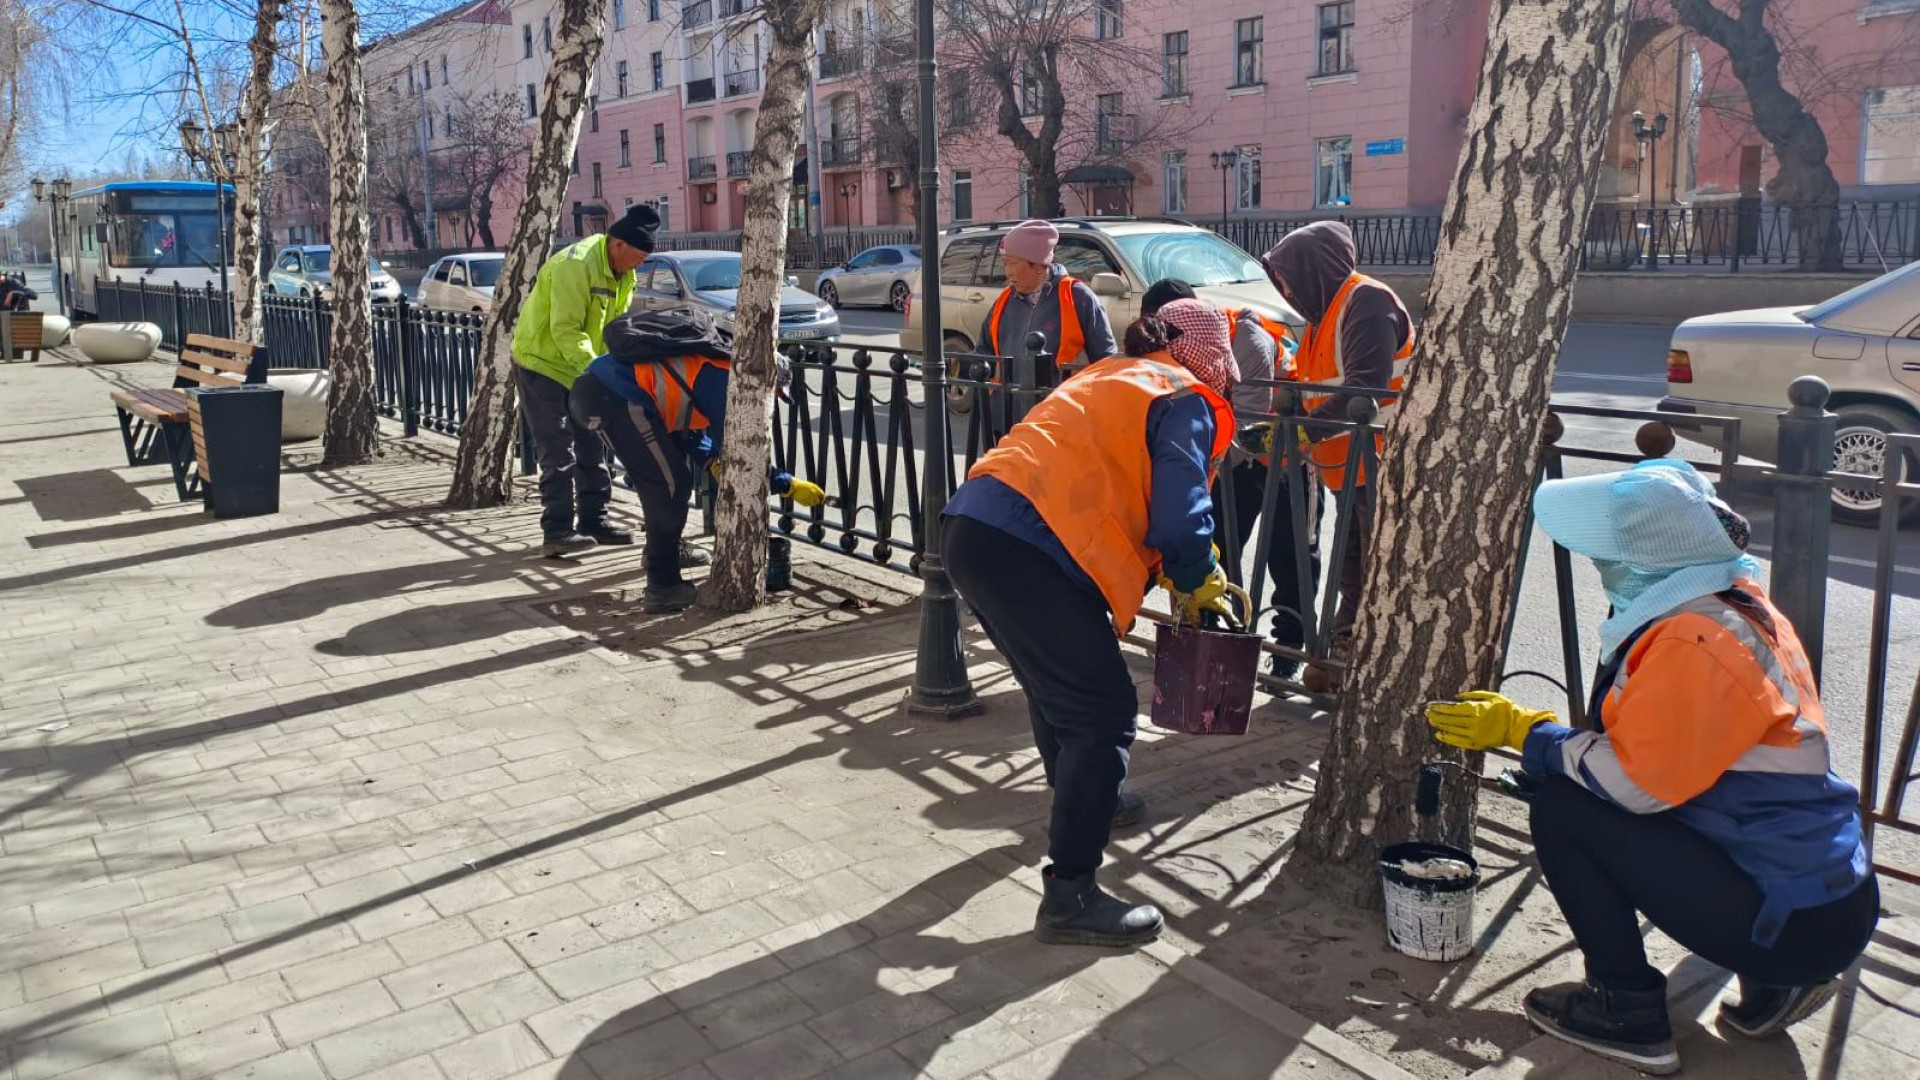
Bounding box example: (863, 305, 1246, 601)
(784, 328, 828, 340)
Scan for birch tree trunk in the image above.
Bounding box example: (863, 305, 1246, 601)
(318, 0, 378, 466)
(230, 0, 282, 345)
(705, 0, 825, 612)
(1292, 0, 1630, 904)
(447, 0, 606, 509)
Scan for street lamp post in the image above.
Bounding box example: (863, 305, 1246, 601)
(180, 119, 235, 316)
(1208, 148, 1241, 236)
(1629, 110, 1669, 271)
(837, 181, 858, 250)
(30, 177, 72, 316)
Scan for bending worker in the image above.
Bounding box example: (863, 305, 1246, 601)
(571, 310, 826, 613)
(979, 219, 1118, 372)
(943, 303, 1239, 949)
(512, 205, 657, 558)
(1260, 221, 1412, 692)
(1425, 461, 1877, 1076)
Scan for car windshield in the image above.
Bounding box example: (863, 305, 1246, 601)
(468, 258, 504, 287)
(1111, 231, 1267, 288)
(678, 256, 742, 292)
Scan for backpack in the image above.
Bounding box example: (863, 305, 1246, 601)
(603, 308, 735, 363)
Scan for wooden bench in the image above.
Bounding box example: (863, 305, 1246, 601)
(111, 334, 264, 501)
(1, 312, 44, 362)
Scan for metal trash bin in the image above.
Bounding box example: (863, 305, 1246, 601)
(187, 384, 284, 519)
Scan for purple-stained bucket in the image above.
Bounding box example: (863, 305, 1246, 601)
(1149, 622, 1260, 735)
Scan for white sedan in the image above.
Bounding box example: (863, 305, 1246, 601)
(1660, 259, 1920, 524)
(419, 252, 504, 312)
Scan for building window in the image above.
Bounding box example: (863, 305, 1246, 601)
(654, 199, 670, 229)
(384, 216, 393, 242)
(952, 169, 972, 221)
(422, 61, 431, 90)
(1095, 0, 1122, 40)
(591, 161, 603, 197)
(1235, 147, 1262, 210)
(1162, 151, 1186, 213)
(542, 15, 552, 52)
(1315, 136, 1352, 207)
(407, 67, 415, 93)
(945, 70, 970, 128)
(651, 52, 664, 91)
(1018, 167, 1033, 217)
(1020, 66, 1041, 117)
(1234, 17, 1264, 88)
(441, 55, 449, 84)
(1863, 86, 1920, 184)
(619, 129, 632, 167)
(445, 106, 454, 137)
(588, 95, 599, 132)
(650, 0, 661, 20)
(1096, 93, 1125, 153)
(1317, 3, 1356, 76)
(571, 151, 580, 176)
(526, 83, 538, 118)
(654, 123, 667, 163)
(1161, 31, 1187, 98)
(614, 0, 626, 29)
(522, 24, 532, 58)
(617, 60, 630, 97)
(424, 113, 435, 140)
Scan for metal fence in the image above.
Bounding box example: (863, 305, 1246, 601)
(655, 226, 917, 270)
(93, 279, 235, 352)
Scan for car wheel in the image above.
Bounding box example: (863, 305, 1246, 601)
(944, 332, 977, 414)
(889, 281, 911, 313)
(819, 281, 840, 309)
(1829, 404, 1920, 527)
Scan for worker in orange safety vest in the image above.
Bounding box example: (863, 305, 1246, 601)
(978, 220, 1119, 374)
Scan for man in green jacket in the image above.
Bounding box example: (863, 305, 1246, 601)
(513, 204, 656, 556)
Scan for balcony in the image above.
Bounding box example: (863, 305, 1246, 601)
(684, 0, 712, 27)
(719, 0, 758, 16)
(819, 48, 865, 79)
(873, 33, 914, 68)
(821, 135, 862, 167)
(726, 151, 751, 178)
(689, 155, 718, 180)
(723, 69, 760, 97)
(686, 77, 716, 104)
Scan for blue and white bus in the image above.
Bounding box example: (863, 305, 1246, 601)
(56, 180, 236, 318)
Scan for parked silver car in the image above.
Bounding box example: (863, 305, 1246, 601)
(269, 245, 403, 303)
(815, 244, 921, 312)
(1659, 258, 1920, 524)
(419, 252, 504, 311)
(633, 251, 841, 341)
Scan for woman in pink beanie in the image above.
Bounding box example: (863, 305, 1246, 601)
(976, 220, 1119, 372)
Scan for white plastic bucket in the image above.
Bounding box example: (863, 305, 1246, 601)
(1379, 841, 1481, 962)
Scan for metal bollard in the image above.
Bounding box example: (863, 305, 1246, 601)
(1771, 376, 1835, 681)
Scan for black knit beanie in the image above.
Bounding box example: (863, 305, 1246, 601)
(607, 204, 661, 253)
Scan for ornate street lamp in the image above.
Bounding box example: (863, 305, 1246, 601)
(1209, 148, 1242, 232)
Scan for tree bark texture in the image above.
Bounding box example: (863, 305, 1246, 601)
(446, 0, 606, 509)
(706, 0, 825, 612)
(319, 0, 379, 467)
(1667, 0, 1843, 269)
(230, 0, 282, 345)
(1293, 0, 1630, 904)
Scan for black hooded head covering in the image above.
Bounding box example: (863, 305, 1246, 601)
(607, 204, 662, 254)
(1261, 221, 1357, 325)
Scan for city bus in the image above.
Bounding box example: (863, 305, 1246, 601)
(56, 180, 235, 318)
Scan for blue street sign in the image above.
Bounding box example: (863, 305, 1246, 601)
(1365, 139, 1405, 157)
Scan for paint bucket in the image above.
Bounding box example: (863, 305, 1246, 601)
(766, 536, 793, 593)
(1149, 621, 1260, 735)
(1379, 841, 1481, 962)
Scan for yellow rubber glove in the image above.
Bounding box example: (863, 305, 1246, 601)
(787, 479, 827, 508)
(708, 461, 724, 483)
(1424, 691, 1556, 751)
(1160, 566, 1239, 626)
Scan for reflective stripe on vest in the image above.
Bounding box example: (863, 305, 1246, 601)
(987, 277, 1086, 365)
(1221, 306, 1295, 359)
(1296, 274, 1413, 490)
(632, 356, 727, 432)
(966, 355, 1235, 636)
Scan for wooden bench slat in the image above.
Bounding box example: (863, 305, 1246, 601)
(179, 349, 254, 376)
(184, 333, 261, 359)
(172, 366, 244, 388)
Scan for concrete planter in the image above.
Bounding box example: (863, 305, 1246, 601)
(72, 322, 161, 363)
(266, 368, 331, 441)
(39, 314, 71, 347)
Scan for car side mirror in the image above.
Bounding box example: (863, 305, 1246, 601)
(787, 275, 800, 287)
(1091, 272, 1129, 298)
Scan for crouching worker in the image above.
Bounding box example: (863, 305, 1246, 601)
(943, 309, 1239, 949)
(571, 310, 826, 614)
(1425, 460, 1877, 1076)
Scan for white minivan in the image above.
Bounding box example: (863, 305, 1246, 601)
(419, 252, 505, 311)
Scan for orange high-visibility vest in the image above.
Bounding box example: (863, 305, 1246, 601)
(987, 277, 1086, 365)
(1222, 306, 1295, 360)
(632, 355, 728, 432)
(967, 355, 1235, 636)
(1296, 274, 1413, 490)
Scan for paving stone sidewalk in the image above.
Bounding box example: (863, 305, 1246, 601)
(2, 351, 1915, 1080)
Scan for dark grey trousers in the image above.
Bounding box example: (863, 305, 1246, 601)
(516, 365, 610, 538)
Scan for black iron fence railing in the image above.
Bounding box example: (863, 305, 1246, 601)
(94, 279, 236, 351)
(654, 226, 916, 269)
(820, 48, 864, 79)
(684, 0, 712, 27)
(726, 151, 751, 179)
(686, 78, 716, 105)
(723, 69, 760, 97)
(688, 155, 717, 181)
(821, 136, 862, 167)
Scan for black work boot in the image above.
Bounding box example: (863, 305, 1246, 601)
(1111, 791, 1148, 829)
(1719, 977, 1840, 1038)
(541, 532, 597, 558)
(643, 581, 698, 614)
(580, 522, 633, 546)
(1523, 980, 1678, 1075)
(1035, 868, 1163, 948)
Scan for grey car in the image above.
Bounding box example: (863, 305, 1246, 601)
(268, 245, 403, 303)
(815, 244, 921, 312)
(633, 251, 841, 342)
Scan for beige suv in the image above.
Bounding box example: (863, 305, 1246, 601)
(900, 217, 1300, 356)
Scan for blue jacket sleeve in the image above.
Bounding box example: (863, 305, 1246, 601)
(1522, 722, 1578, 779)
(688, 363, 792, 494)
(1144, 395, 1218, 592)
(1072, 280, 1119, 361)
